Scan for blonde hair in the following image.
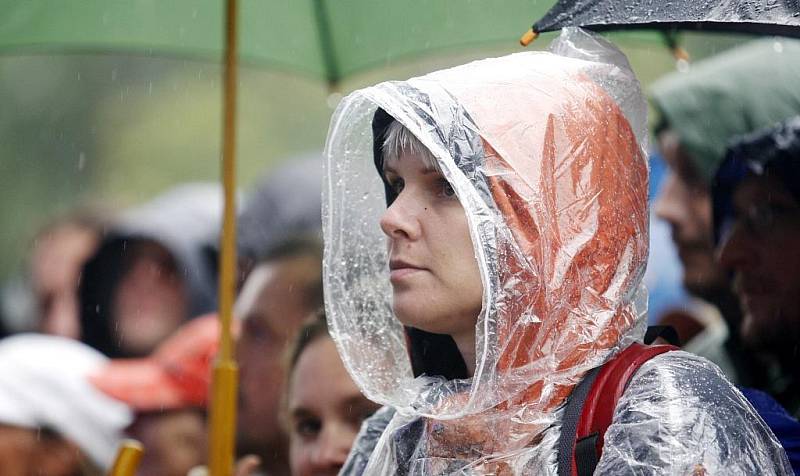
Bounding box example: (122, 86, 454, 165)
(382, 120, 440, 172)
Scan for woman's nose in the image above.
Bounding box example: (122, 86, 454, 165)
(310, 424, 354, 471)
(654, 172, 690, 228)
(379, 193, 421, 241)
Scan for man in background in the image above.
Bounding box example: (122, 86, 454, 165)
(650, 37, 800, 386)
(235, 238, 323, 476)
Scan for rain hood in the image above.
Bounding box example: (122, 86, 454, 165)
(79, 183, 223, 357)
(651, 37, 800, 183)
(323, 28, 790, 474)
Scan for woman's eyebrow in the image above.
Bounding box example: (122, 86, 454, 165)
(382, 165, 397, 176)
(290, 407, 315, 420)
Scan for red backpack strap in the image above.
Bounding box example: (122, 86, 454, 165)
(558, 342, 678, 476)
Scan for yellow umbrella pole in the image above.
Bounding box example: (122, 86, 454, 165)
(209, 0, 239, 475)
(108, 439, 144, 476)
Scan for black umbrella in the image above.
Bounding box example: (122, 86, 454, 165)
(520, 0, 800, 46)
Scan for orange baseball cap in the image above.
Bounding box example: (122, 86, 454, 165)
(90, 314, 239, 412)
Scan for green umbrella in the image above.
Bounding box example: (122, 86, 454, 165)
(1, 0, 554, 86)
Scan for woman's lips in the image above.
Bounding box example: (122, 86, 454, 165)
(390, 267, 423, 281)
(389, 259, 426, 282)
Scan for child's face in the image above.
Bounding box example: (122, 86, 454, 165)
(379, 152, 483, 343)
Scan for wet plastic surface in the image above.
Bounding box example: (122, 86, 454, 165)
(323, 28, 791, 475)
(533, 0, 800, 38)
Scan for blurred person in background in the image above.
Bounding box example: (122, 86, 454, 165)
(286, 311, 380, 476)
(91, 314, 233, 476)
(29, 209, 108, 339)
(235, 237, 323, 476)
(236, 156, 322, 282)
(0, 334, 132, 475)
(713, 117, 800, 473)
(79, 183, 222, 357)
(650, 38, 800, 386)
(714, 117, 800, 415)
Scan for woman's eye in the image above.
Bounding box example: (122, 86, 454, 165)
(439, 179, 456, 198)
(294, 417, 322, 439)
(389, 177, 405, 194)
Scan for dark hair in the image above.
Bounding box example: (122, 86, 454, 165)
(287, 309, 330, 374)
(712, 117, 800, 244)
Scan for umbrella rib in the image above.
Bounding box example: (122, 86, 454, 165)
(312, 0, 341, 87)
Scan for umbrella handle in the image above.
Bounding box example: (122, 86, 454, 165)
(520, 28, 539, 47)
(107, 439, 144, 476)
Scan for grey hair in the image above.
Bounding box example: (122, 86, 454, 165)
(382, 120, 440, 171)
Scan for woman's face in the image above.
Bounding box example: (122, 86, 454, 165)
(288, 337, 380, 476)
(379, 152, 483, 342)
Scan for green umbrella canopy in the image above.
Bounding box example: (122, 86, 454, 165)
(0, 0, 561, 85)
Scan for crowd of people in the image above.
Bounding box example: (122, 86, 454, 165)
(1, 27, 799, 475)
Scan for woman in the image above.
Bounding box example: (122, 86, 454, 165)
(322, 28, 791, 474)
(286, 313, 380, 476)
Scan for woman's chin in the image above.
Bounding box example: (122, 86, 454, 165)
(392, 301, 451, 335)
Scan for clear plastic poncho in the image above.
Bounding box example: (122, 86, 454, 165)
(322, 28, 791, 475)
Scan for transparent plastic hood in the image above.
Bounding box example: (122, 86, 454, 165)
(323, 28, 791, 475)
(321, 26, 789, 474)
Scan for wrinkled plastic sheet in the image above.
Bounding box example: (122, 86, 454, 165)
(323, 27, 791, 475)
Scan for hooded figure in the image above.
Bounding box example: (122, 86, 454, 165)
(80, 183, 223, 358)
(650, 38, 800, 183)
(322, 28, 791, 474)
(237, 155, 323, 266)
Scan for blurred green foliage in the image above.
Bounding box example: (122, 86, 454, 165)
(0, 31, 745, 284)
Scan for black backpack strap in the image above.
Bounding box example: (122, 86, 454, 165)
(557, 365, 601, 476)
(643, 325, 681, 346)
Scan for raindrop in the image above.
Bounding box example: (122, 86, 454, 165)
(773, 41, 784, 53)
(78, 152, 86, 171)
